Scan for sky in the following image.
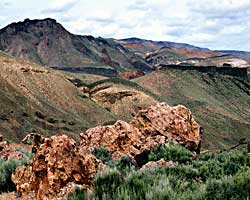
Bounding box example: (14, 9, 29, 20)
(0, 0, 250, 51)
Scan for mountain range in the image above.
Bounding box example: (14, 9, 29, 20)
(0, 18, 249, 150)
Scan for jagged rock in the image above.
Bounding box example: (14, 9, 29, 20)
(80, 103, 202, 163)
(22, 133, 45, 153)
(12, 135, 98, 200)
(140, 159, 176, 171)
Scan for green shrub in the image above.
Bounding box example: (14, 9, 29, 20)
(145, 177, 173, 200)
(67, 144, 250, 200)
(233, 167, 250, 198)
(0, 158, 20, 192)
(115, 156, 135, 172)
(67, 187, 89, 200)
(0, 147, 33, 193)
(94, 168, 123, 200)
(205, 177, 235, 200)
(92, 147, 111, 164)
(149, 142, 193, 163)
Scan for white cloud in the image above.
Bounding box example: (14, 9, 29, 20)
(0, 0, 250, 51)
(42, 0, 79, 13)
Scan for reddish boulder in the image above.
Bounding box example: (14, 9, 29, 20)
(80, 103, 202, 162)
(12, 135, 98, 200)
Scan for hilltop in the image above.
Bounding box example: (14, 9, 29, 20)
(0, 19, 151, 76)
(120, 37, 250, 68)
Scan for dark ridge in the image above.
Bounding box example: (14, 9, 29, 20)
(159, 64, 250, 78)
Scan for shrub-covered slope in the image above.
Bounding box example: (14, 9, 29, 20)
(69, 143, 250, 200)
(0, 55, 158, 142)
(134, 69, 250, 149)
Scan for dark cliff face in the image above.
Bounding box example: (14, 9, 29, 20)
(0, 18, 152, 73)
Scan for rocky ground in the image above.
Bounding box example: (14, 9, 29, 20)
(0, 103, 202, 200)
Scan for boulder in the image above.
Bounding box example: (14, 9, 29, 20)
(12, 135, 98, 200)
(80, 103, 202, 163)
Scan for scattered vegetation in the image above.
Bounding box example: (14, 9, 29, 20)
(70, 143, 250, 200)
(0, 148, 33, 193)
(134, 69, 250, 149)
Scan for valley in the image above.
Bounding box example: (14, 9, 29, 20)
(0, 17, 249, 200)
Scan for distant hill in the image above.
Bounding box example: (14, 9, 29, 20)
(120, 38, 250, 67)
(0, 19, 152, 76)
(216, 50, 250, 63)
(120, 37, 210, 51)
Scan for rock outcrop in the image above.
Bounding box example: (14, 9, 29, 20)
(80, 103, 202, 163)
(12, 103, 202, 199)
(12, 135, 98, 200)
(0, 134, 25, 160)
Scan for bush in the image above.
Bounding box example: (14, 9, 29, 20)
(86, 145, 250, 200)
(0, 158, 20, 192)
(94, 168, 123, 200)
(92, 147, 112, 164)
(115, 156, 135, 172)
(67, 187, 89, 200)
(0, 147, 33, 193)
(148, 142, 193, 163)
(233, 167, 250, 198)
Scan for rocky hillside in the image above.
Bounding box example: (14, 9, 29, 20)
(0, 19, 152, 75)
(0, 52, 249, 150)
(0, 54, 157, 141)
(5, 103, 201, 200)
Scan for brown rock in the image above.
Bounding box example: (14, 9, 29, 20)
(120, 70, 145, 79)
(80, 103, 202, 164)
(12, 135, 98, 200)
(0, 136, 24, 160)
(140, 159, 176, 171)
(22, 133, 45, 153)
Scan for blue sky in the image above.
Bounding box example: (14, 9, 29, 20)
(1, 0, 250, 51)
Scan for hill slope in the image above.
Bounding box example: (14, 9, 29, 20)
(0, 54, 158, 141)
(134, 69, 250, 149)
